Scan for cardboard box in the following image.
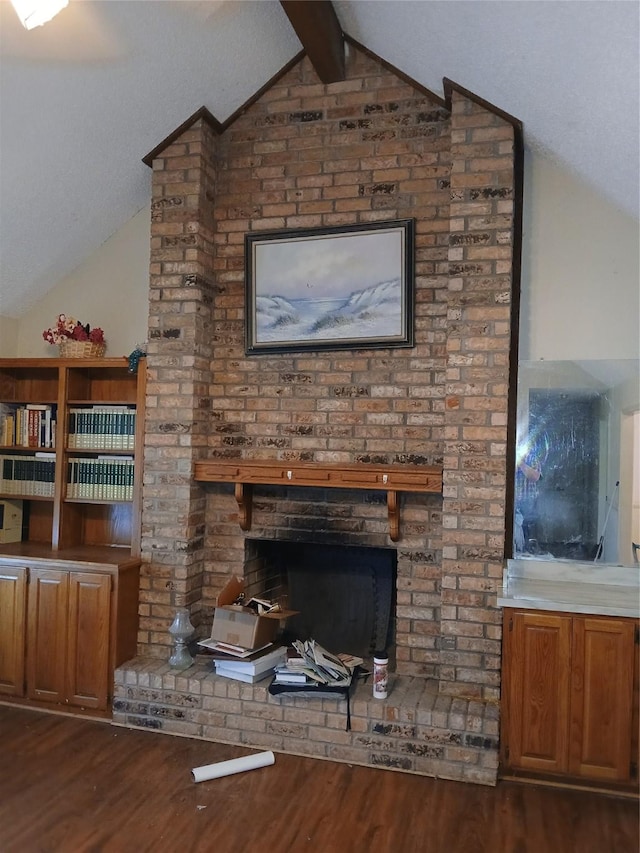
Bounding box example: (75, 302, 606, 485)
(0, 499, 23, 544)
(209, 576, 297, 650)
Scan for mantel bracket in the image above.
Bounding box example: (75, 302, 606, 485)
(234, 482, 253, 531)
(387, 491, 399, 541)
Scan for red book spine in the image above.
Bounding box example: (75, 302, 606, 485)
(28, 410, 39, 448)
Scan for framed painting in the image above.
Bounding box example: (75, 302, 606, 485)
(244, 218, 415, 354)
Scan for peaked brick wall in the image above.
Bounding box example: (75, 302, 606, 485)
(139, 48, 517, 706)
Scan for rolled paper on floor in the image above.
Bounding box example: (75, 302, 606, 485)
(191, 750, 275, 783)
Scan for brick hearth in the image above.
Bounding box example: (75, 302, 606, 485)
(126, 45, 521, 785)
(113, 660, 499, 785)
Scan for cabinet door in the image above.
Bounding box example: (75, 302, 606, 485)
(570, 616, 636, 782)
(27, 569, 68, 703)
(66, 572, 111, 710)
(504, 610, 572, 774)
(0, 566, 27, 696)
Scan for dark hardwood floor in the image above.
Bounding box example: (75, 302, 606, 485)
(0, 706, 637, 853)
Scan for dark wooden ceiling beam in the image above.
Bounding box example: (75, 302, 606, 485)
(280, 0, 345, 83)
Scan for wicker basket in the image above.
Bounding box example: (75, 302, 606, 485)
(58, 339, 106, 359)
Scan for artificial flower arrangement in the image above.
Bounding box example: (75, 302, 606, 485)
(43, 313, 105, 346)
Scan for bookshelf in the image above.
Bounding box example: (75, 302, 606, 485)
(0, 358, 145, 558)
(0, 358, 145, 715)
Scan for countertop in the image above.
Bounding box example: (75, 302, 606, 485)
(497, 558, 640, 619)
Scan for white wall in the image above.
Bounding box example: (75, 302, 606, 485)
(520, 152, 640, 361)
(0, 314, 18, 355)
(8, 206, 150, 359)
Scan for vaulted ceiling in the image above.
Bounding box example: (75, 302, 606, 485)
(0, 0, 637, 318)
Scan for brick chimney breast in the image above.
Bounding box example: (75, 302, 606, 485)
(141, 50, 517, 712)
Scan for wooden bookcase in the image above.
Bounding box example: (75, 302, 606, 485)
(0, 358, 145, 715)
(0, 358, 145, 559)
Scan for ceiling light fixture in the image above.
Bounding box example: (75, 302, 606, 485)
(10, 0, 68, 30)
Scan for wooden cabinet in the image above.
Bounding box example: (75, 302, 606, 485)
(0, 566, 27, 696)
(501, 609, 639, 791)
(66, 571, 111, 708)
(570, 616, 638, 782)
(502, 610, 572, 776)
(1, 557, 139, 714)
(27, 568, 69, 704)
(27, 567, 112, 710)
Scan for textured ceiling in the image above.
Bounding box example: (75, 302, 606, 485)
(0, 0, 638, 318)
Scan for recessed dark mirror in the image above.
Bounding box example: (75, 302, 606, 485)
(514, 360, 639, 567)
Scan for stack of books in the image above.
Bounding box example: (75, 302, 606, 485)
(210, 645, 287, 684)
(272, 639, 358, 688)
(272, 654, 309, 686)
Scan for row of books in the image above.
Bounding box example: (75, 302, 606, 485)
(68, 406, 136, 450)
(0, 404, 56, 449)
(0, 403, 136, 451)
(0, 453, 136, 501)
(67, 457, 135, 501)
(0, 454, 55, 497)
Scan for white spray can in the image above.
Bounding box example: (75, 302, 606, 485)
(373, 651, 388, 699)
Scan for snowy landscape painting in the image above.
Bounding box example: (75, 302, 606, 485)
(245, 219, 414, 353)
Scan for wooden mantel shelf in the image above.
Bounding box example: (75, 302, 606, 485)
(193, 459, 442, 542)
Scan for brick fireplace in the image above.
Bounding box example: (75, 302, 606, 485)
(114, 44, 521, 786)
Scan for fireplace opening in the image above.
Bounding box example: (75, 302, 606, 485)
(244, 539, 397, 662)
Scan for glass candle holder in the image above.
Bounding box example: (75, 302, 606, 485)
(168, 607, 195, 669)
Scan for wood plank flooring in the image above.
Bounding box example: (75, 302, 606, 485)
(0, 706, 637, 853)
